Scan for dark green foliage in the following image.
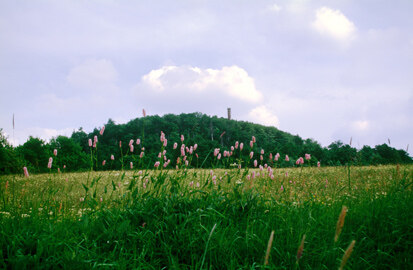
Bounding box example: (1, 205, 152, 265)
(0, 113, 412, 174)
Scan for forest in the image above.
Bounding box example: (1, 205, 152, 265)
(1, 112, 411, 174)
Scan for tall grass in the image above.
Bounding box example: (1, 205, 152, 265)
(0, 163, 412, 269)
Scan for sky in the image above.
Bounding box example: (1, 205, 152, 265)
(0, 0, 412, 156)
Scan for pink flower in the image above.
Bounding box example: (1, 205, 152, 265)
(136, 139, 141, 145)
(173, 142, 178, 149)
(154, 161, 160, 168)
(240, 142, 244, 151)
(94, 135, 98, 144)
(53, 149, 57, 156)
(214, 148, 220, 157)
(185, 160, 189, 166)
(194, 144, 198, 151)
(163, 138, 168, 147)
(317, 161, 321, 168)
(231, 146, 234, 151)
(99, 126, 105, 135)
(252, 136, 256, 143)
(47, 157, 53, 169)
(254, 160, 258, 167)
(160, 131, 165, 142)
(196, 153, 199, 158)
(269, 153, 273, 160)
(111, 154, 115, 160)
(142, 109, 146, 117)
(250, 151, 254, 159)
(252, 171, 256, 179)
(274, 153, 280, 161)
(285, 155, 289, 162)
(130, 162, 133, 169)
(23, 167, 29, 177)
(260, 155, 263, 161)
(63, 165, 66, 169)
(261, 149, 264, 155)
(305, 153, 311, 160)
(88, 139, 92, 147)
(189, 146, 193, 154)
(181, 146, 185, 156)
(129, 139, 134, 146)
(280, 185, 284, 192)
(102, 160, 106, 166)
(217, 153, 221, 160)
(119, 141, 122, 147)
(250, 141, 253, 148)
(130, 144, 134, 152)
(180, 134, 184, 142)
(140, 152, 144, 158)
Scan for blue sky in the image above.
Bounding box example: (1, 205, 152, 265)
(0, 0, 412, 155)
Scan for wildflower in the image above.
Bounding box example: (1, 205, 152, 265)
(53, 149, 57, 156)
(136, 138, 141, 145)
(88, 139, 92, 147)
(180, 134, 184, 142)
(305, 153, 311, 160)
(48, 157, 53, 169)
(269, 153, 273, 160)
(261, 149, 264, 155)
(189, 146, 193, 154)
(63, 165, 66, 169)
(185, 160, 189, 166)
(260, 155, 263, 161)
(130, 144, 134, 152)
(130, 162, 133, 169)
(252, 136, 256, 143)
(250, 140, 253, 148)
(231, 146, 234, 151)
(119, 141, 122, 147)
(275, 153, 280, 161)
(240, 142, 244, 151)
(285, 155, 289, 162)
(217, 153, 221, 160)
(142, 109, 146, 117)
(317, 161, 321, 167)
(214, 148, 220, 157)
(194, 144, 198, 151)
(99, 126, 105, 135)
(140, 152, 144, 158)
(250, 151, 254, 159)
(254, 160, 258, 167)
(154, 161, 160, 168)
(23, 167, 29, 177)
(189, 181, 194, 187)
(129, 139, 134, 146)
(138, 170, 142, 175)
(235, 141, 239, 149)
(173, 142, 178, 149)
(102, 160, 106, 166)
(280, 185, 284, 192)
(93, 135, 98, 147)
(111, 154, 115, 160)
(160, 131, 165, 142)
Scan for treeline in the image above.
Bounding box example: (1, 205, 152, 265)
(0, 112, 411, 174)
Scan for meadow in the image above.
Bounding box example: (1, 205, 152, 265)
(1, 162, 412, 269)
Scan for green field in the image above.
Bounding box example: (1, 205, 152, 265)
(1, 165, 412, 269)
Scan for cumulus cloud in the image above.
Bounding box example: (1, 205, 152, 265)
(312, 7, 356, 42)
(248, 105, 279, 127)
(140, 65, 263, 103)
(67, 59, 118, 89)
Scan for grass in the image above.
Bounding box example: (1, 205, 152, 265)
(0, 165, 412, 269)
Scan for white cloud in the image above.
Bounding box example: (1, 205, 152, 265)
(268, 4, 282, 12)
(248, 105, 279, 127)
(140, 65, 263, 103)
(67, 59, 118, 88)
(352, 120, 369, 131)
(312, 7, 356, 42)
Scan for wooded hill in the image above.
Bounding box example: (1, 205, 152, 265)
(1, 112, 411, 174)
